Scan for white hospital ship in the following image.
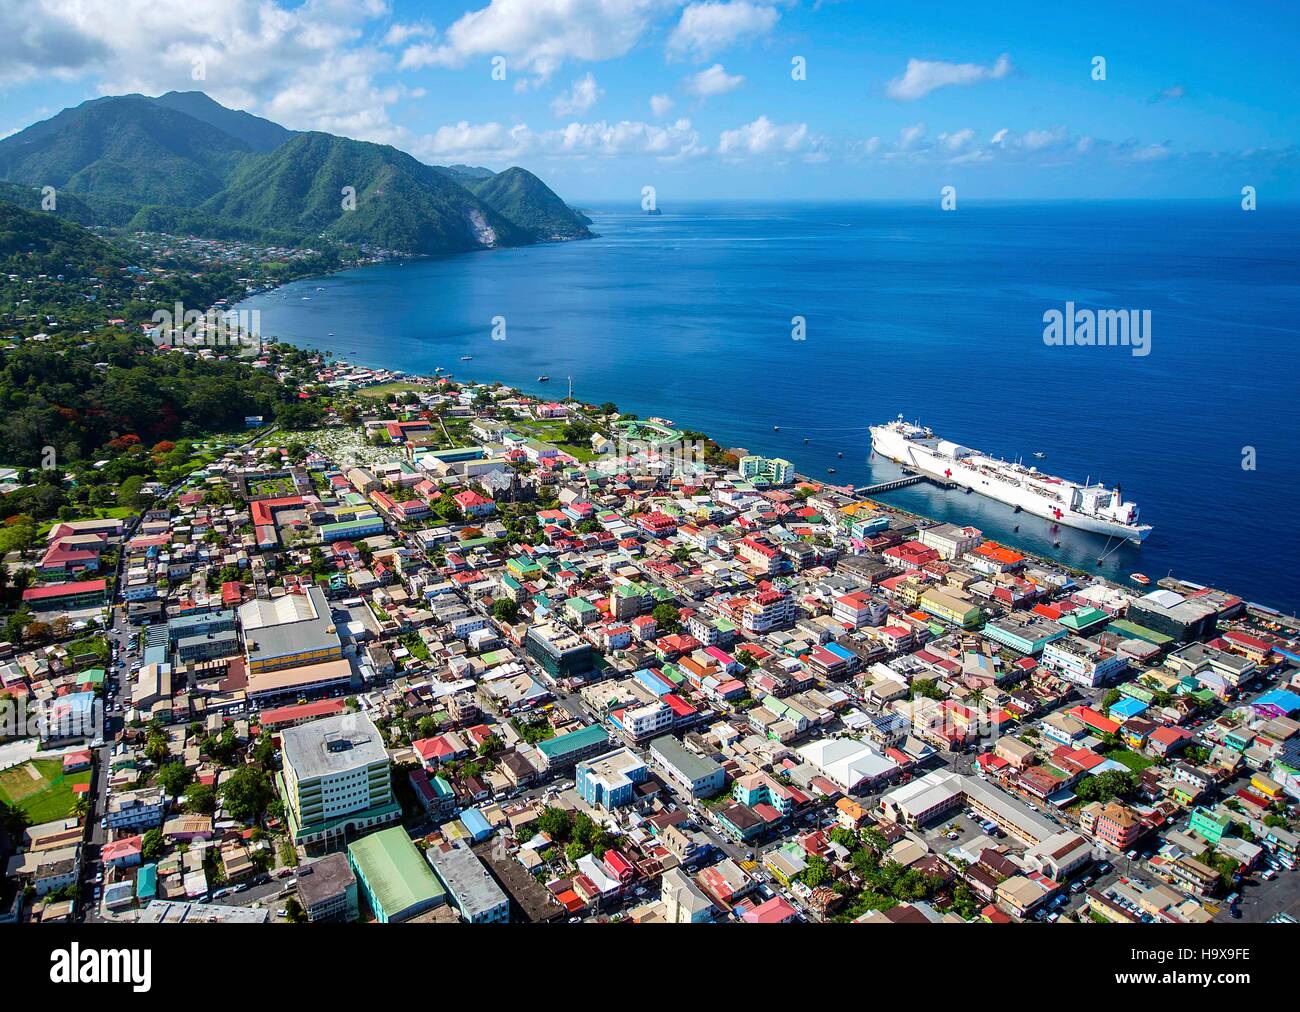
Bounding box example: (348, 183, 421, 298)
(870, 417, 1152, 543)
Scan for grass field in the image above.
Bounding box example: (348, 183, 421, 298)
(1107, 749, 1155, 774)
(356, 381, 423, 399)
(0, 758, 92, 824)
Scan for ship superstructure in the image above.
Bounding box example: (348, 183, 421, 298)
(869, 417, 1152, 543)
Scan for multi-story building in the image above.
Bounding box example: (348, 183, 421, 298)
(576, 748, 649, 810)
(649, 735, 726, 798)
(279, 712, 401, 847)
(918, 587, 982, 629)
(1081, 800, 1143, 852)
(982, 612, 1069, 655)
(613, 699, 675, 742)
(1042, 636, 1128, 688)
(742, 588, 794, 633)
(832, 591, 886, 629)
(426, 841, 510, 923)
(533, 723, 610, 772)
(347, 827, 448, 923)
(737, 537, 782, 575)
(738, 455, 793, 486)
(917, 523, 983, 560)
(525, 623, 594, 678)
(239, 587, 344, 674)
(106, 787, 166, 831)
(296, 852, 358, 923)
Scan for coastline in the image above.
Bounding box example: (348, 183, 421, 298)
(260, 319, 1300, 633)
(233, 202, 1300, 616)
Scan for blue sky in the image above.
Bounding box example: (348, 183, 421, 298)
(2, 0, 1297, 200)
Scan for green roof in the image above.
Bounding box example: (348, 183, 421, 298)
(1108, 618, 1173, 646)
(536, 723, 608, 759)
(348, 827, 446, 919)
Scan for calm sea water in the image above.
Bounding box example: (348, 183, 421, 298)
(239, 201, 1300, 613)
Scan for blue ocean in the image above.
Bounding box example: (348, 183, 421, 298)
(238, 201, 1300, 613)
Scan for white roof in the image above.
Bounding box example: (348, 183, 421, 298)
(797, 737, 897, 790)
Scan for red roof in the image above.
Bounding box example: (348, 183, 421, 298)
(23, 578, 106, 601)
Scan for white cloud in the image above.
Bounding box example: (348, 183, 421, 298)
(667, 1, 778, 60)
(886, 53, 1013, 101)
(0, 0, 408, 143)
(410, 116, 706, 163)
(938, 127, 974, 152)
(718, 115, 811, 157)
(551, 72, 603, 116)
(897, 122, 926, 151)
(400, 0, 673, 80)
(685, 63, 744, 98)
(650, 93, 675, 116)
(383, 22, 436, 47)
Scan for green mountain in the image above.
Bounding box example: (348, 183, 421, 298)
(0, 199, 126, 274)
(0, 95, 252, 207)
(148, 91, 295, 153)
(462, 167, 593, 238)
(0, 93, 591, 254)
(201, 132, 532, 252)
(0, 181, 139, 227)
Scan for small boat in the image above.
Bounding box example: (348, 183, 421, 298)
(773, 425, 780, 431)
(826, 467, 836, 474)
(1053, 540, 1061, 547)
(1131, 573, 1151, 586)
(537, 375, 550, 382)
(1033, 451, 1046, 459)
(460, 355, 473, 361)
(1013, 505, 1022, 514)
(803, 438, 809, 445)
(1013, 525, 1020, 532)
(836, 452, 843, 458)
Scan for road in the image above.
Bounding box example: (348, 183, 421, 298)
(78, 425, 281, 922)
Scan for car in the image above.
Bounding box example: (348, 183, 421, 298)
(1096, 861, 1112, 875)
(1126, 850, 1138, 860)
(1230, 906, 1242, 919)
(1069, 882, 1084, 894)
(1261, 869, 1277, 881)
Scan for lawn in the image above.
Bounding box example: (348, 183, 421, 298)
(1107, 749, 1155, 774)
(356, 381, 423, 399)
(0, 758, 92, 824)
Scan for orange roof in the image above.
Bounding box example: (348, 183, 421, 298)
(973, 542, 1024, 564)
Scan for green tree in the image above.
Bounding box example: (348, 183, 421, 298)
(157, 761, 193, 797)
(220, 765, 273, 823)
(492, 598, 520, 623)
(183, 782, 217, 815)
(141, 827, 165, 861)
(652, 602, 681, 634)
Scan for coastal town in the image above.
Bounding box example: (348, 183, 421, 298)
(3, 351, 1299, 927)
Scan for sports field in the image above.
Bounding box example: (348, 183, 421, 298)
(0, 758, 92, 824)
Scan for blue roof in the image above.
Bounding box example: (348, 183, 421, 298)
(1108, 697, 1149, 720)
(459, 808, 493, 841)
(824, 642, 855, 662)
(136, 863, 158, 898)
(635, 667, 673, 697)
(1255, 689, 1300, 714)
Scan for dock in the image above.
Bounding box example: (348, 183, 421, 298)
(853, 473, 953, 496)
